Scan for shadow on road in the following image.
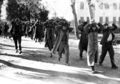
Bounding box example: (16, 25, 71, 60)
(0, 43, 43, 50)
(0, 59, 120, 84)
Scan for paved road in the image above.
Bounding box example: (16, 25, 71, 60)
(0, 36, 120, 84)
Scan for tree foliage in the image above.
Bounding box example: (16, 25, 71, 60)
(0, 0, 3, 14)
(7, 0, 19, 20)
(6, 0, 48, 22)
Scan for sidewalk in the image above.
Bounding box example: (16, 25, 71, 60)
(0, 36, 120, 84)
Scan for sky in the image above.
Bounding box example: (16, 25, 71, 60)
(41, 0, 120, 21)
(1, 0, 120, 21)
(41, 0, 74, 21)
(1, 0, 8, 20)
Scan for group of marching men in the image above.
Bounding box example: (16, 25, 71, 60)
(78, 19, 118, 73)
(0, 17, 119, 73)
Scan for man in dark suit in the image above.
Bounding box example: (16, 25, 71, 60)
(10, 18, 23, 54)
(99, 23, 118, 69)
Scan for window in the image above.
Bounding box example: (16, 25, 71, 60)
(99, 17, 103, 23)
(113, 3, 117, 10)
(80, 17, 84, 22)
(113, 17, 116, 24)
(87, 17, 90, 22)
(80, 2, 84, 10)
(104, 3, 109, 10)
(119, 17, 120, 25)
(99, 4, 103, 9)
(105, 17, 109, 23)
(119, 3, 120, 10)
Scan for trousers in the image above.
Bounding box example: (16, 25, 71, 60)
(13, 35, 22, 51)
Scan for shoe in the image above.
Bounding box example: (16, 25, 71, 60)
(50, 53, 53, 58)
(58, 55, 62, 61)
(92, 70, 103, 74)
(99, 63, 102, 66)
(65, 62, 70, 66)
(58, 57, 61, 61)
(79, 57, 83, 60)
(16, 49, 18, 53)
(19, 51, 22, 54)
(112, 66, 118, 69)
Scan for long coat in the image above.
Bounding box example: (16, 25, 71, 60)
(84, 23, 99, 66)
(78, 22, 88, 51)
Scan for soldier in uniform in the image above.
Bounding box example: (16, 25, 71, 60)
(99, 23, 118, 69)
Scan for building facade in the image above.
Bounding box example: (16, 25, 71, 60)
(75, 0, 120, 26)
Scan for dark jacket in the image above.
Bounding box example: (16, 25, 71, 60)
(78, 22, 88, 50)
(100, 29, 115, 45)
(10, 20, 23, 36)
(100, 24, 117, 45)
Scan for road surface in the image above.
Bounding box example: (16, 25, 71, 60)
(0, 36, 120, 84)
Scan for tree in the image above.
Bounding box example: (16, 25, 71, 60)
(87, 0, 95, 21)
(0, 0, 3, 15)
(71, 0, 79, 39)
(7, 0, 19, 20)
(38, 7, 49, 22)
(86, 0, 103, 22)
(17, 0, 48, 22)
(6, 0, 48, 22)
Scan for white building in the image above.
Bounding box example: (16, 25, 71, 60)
(75, 0, 120, 26)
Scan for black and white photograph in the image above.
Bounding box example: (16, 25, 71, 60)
(0, 0, 120, 84)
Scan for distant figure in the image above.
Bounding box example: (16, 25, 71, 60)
(3, 22, 9, 38)
(0, 25, 2, 35)
(34, 21, 44, 42)
(78, 21, 88, 60)
(99, 23, 118, 69)
(10, 18, 23, 54)
(58, 26, 69, 64)
(52, 23, 72, 65)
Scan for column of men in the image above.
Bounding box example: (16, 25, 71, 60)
(0, 18, 119, 74)
(78, 20, 118, 73)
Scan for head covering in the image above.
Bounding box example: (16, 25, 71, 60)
(104, 23, 108, 26)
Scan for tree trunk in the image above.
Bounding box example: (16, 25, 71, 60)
(71, 1, 79, 39)
(87, 0, 95, 21)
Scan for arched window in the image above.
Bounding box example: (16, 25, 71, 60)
(80, 2, 84, 10)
